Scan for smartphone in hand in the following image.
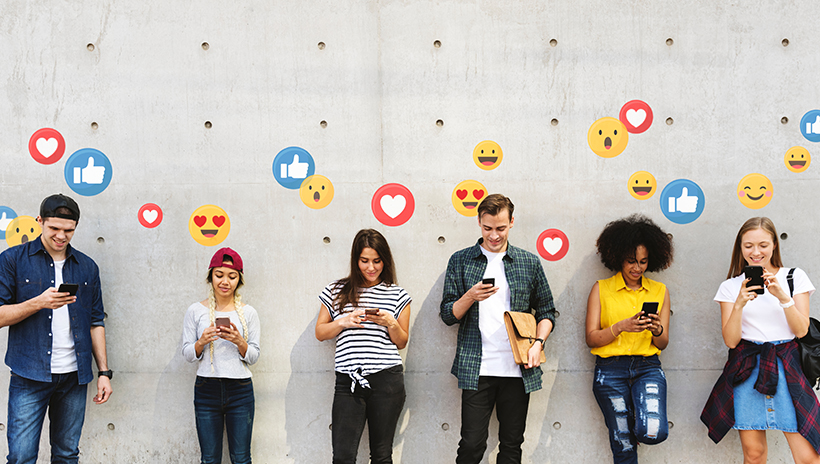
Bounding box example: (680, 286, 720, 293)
(641, 302, 659, 318)
(57, 283, 79, 297)
(215, 317, 231, 328)
(743, 265, 765, 295)
(365, 309, 379, 316)
(482, 278, 495, 286)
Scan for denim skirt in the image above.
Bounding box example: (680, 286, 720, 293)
(733, 339, 798, 432)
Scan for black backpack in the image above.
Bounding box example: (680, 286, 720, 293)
(788, 268, 820, 390)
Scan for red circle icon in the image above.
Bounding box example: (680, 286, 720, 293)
(28, 128, 66, 165)
(372, 184, 415, 227)
(618, 100, 653, 134)
(536, 229, 569, 261)
(138, 203, 163, 228)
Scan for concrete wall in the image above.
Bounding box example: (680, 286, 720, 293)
(1, 0, 819, 462)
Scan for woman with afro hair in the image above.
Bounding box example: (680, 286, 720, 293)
(585, 214, 674, 463)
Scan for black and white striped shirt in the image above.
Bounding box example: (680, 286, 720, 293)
(319, 280, 411, 377)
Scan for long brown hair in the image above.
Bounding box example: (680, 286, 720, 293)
(727, 217, 784, 278)
(333, 229, 397, 312)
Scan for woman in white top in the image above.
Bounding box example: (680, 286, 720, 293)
(702, 217, 820, 464)
(182, 247, 261, 464)
(315, 229, 411, 464)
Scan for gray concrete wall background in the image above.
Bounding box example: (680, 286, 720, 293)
(1, 0, 820, 462)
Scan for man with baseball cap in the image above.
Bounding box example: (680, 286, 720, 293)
(0, 193, 112, 463)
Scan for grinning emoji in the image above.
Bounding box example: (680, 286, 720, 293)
(627, 171, 657, 200)
(737, 173, 773, 210)
(588, 117, 629, 158)
(472, 140, 503, 170)
(451, 180, 487, 217)
(188, 205, 231, 246)
(784, 146, 811, 173)
(5, 216, 41, 248)
(299, 175, 334, 209)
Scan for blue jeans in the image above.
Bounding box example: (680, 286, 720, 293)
(592, 355, 668, 464)
(331, 365, 406, 464)
(194, 376, 255, 464)
(6, 371, 88, 464)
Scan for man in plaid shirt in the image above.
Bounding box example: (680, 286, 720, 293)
(440, 194, 557, 464)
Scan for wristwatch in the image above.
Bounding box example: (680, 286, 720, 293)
(533, 338, 545, 351)
(98, 370, 113, 379)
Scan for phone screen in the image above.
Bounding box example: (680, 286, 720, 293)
(641, 302, 659, 316)
(743, 265, 765, 295)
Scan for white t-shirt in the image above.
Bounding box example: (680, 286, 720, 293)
(478, 247, 521, 378)
(714, 267, 815, 342)
(51, 259, 77, 373)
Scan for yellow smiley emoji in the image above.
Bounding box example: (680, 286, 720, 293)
(452, 180, 488, 217)
(5, 216, 41, 248)
(588, 117, 629, 158)
(472, 141, 503, 171)
(299, 175, 334, 209)
(627, 171, 657, 200)
(785, 146, 811, 173)
(188, 205, 231, 246)
(737, 174, 774, 210)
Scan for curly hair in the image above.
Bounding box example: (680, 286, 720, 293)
(596, 214, 674, 273)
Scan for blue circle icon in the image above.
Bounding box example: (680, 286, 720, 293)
(659, 179, 705, 225)
(273, 147, 315, 190)
(801, 110, 820, 143)
(63, 148, 113, 197)
(0, 206, 17, 241)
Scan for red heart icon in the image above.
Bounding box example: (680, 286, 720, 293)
(212, 216, 226, 227)
(456, 189, 468, 200)
(473, 189, 485, 200)
(194, 215, 207, 227)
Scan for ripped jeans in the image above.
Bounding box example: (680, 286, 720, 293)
(592, 355, 668, 464)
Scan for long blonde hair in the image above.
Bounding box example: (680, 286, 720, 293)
(206, 266, 249, 372)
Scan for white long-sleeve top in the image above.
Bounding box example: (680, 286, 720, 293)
(182, 302, 261, 378)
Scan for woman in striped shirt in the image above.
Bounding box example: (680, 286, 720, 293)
(315, 229, 411, 464)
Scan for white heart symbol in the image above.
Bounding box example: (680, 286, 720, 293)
(142, 209, 158, 224)
(543, 237, 563, 255)
(380, 195, 406, 219)
(626, 109, 646, 127)
(36, 138, 58, 157)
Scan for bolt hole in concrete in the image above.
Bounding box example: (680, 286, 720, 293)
(87, 43, 95, 51)
(433, 40, 441, 48)
(781, 232, 788, 240)
(666, 38, 674, 46)
(549, 38, 557, 47)
(107, 423, 115, 431)
(204, 121, 212, 129)
(97, 237, 105, 244)
(551, 118, 559, 126)
(667, 233, 673, 240)
(91, 122, 98, 130)
(0, 424, 4, 431)
(441, 423, 449, 431)
(553, 422, 561, 430)
(201, 42, 209, 50)
(438, 236, 446, 244)
(668, 421, 674, 429)
(328, 423, 332, 430)
(781, 116, 789, 124)
(320, 120, 327, 128)
(318, 42, 326, 50)
(665, 117, 674, 125)
(782, 38, 789, 47)
(436, 119, 444, 127)
(323, 237, 331, 244)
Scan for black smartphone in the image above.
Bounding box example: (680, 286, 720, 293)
(482, 278, 495, 286)
(743, 265, 765, 295)
(57, 283, 79, 297)
(641, 302, 659, 317)
(215, 317, 231, 328)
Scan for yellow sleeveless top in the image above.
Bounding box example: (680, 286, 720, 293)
(590, 272, 666, 358)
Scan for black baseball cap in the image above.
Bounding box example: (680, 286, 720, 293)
(39, 194, 80, 222)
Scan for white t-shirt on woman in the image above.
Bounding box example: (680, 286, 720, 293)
(714, 267, 815, 342)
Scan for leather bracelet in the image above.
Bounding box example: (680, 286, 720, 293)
(652, 325, 664, 337)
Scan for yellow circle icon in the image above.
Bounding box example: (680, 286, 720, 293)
(452, 180, 488, 217)
(299, 175, 334, 209)
(5, 216, 41, 247)
(627, 171, 657, 200)
(189, 205, 231, 246)
(785, 146, 811, 173)
(737, 174, 774, 209)
(473, 141, 503, 170)
(588, 117, 629, 158)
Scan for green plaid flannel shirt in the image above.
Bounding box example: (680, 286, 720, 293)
(440, 239, 557, 393)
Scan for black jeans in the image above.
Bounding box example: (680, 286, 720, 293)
(331, 365, 406, 464)
(457, 376, 530, 464)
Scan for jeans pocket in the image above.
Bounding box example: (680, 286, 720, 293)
(237, 378, 253, 387)
(640, 355, 661, 368)
(195, 376, 207, 388)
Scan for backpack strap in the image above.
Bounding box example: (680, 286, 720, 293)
(788, 268, 795, 297)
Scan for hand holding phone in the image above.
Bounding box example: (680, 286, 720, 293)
(365, 309, 379, 316)
(215, 317, 231, 328)
(641, 302, 659, 318)
(743, 265, 765, 295)
(482, 278, 495, 286)
(57, 283, 79, 297)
